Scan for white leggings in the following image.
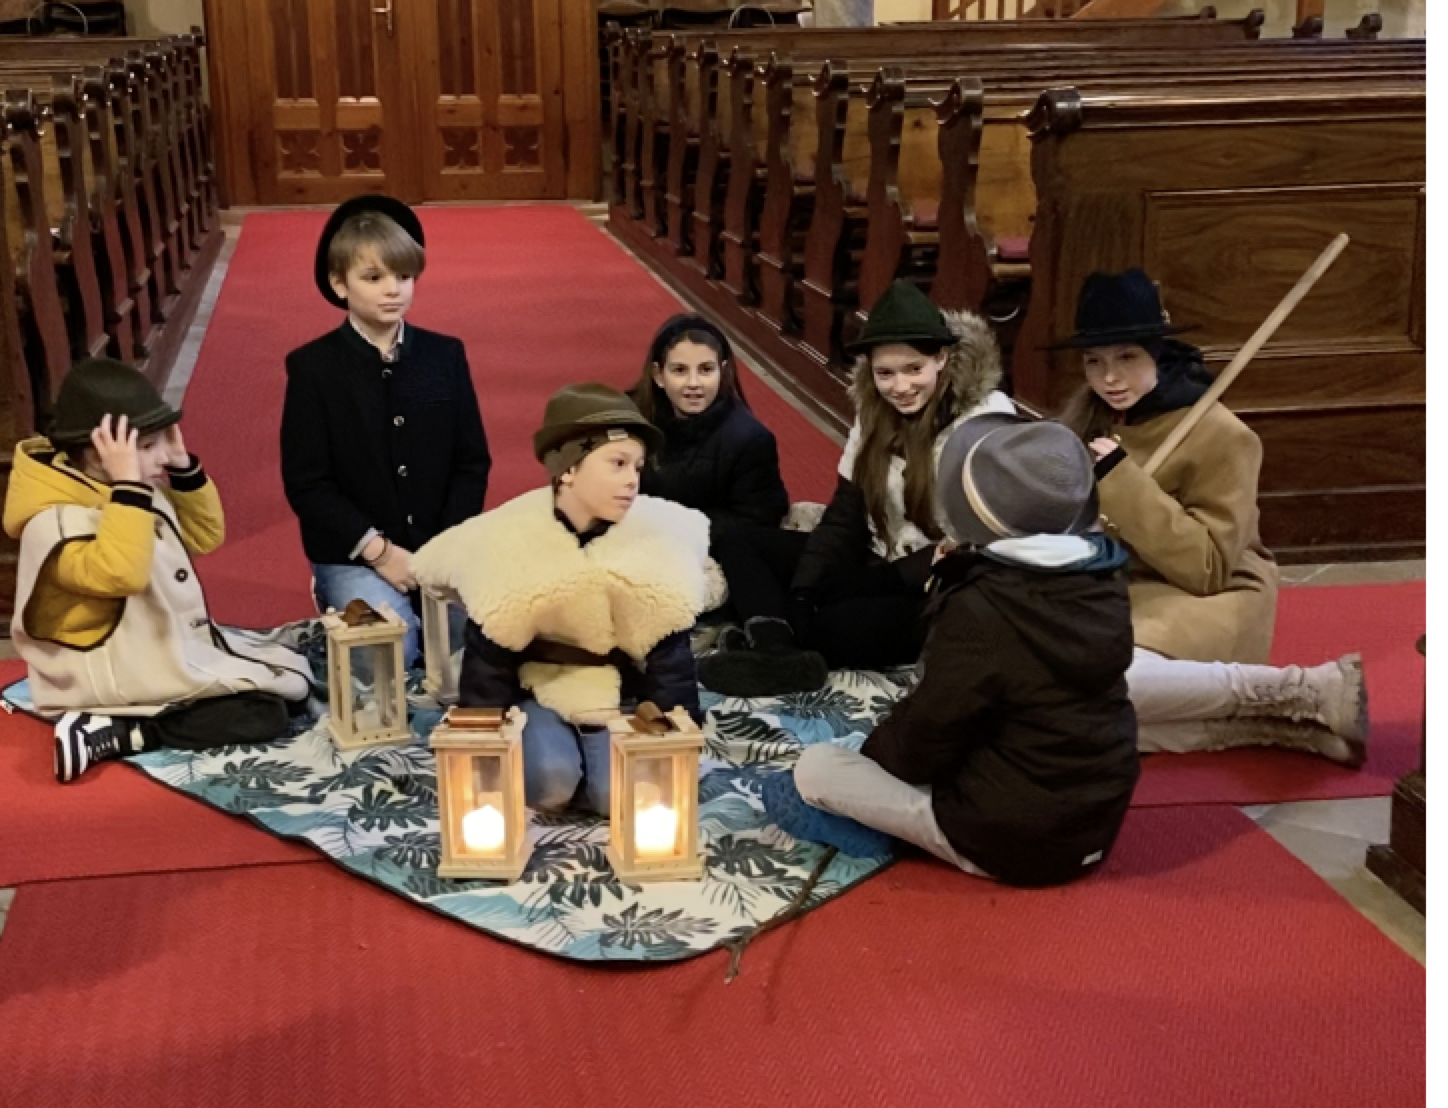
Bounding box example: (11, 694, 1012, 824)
(1128, 648, 1297, 753)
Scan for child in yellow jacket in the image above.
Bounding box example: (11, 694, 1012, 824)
(5, 358, 313, 783)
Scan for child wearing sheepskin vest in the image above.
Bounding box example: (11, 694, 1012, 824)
(6, 359, 313, 784)
(700, 279, 1015, 698)
(413, 383, 710, 815)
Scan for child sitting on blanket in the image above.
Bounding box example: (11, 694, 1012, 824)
(281, 195, 490, 667)
(413, 383, 709, 816)
(769, 413, 1141, 887)
(4, 358, 314, 783)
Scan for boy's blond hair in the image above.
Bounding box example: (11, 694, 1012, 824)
(327, 211, 426, 282)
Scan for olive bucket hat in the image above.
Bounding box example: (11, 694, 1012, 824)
(844, 279, 957, 355)
(48, 357, 181, 448)
(534, 382, 664, 479)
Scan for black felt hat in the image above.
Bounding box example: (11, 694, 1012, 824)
(314, 194, 425, 309)
(844, 279, 957, 354)
(48, 357, 181, 447)
(1048, 268, 1196, 349)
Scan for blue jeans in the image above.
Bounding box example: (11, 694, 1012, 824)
(518, 698, 612, 815)
(312, 563, 465, 669)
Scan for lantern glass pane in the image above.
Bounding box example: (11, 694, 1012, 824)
(459, 754, 506, 858)
(352, 642, 398, 730)
(632, 755, 679, 859)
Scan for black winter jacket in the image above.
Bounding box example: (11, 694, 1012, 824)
(281, 324, 491, 565)
(639, 395, 789, 533)
(862, 538, 1140, 887)
(456, 513, 701, 724)
(791, 477, 937, 600)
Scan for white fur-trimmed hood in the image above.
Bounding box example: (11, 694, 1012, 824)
(413, 488, 711, 661)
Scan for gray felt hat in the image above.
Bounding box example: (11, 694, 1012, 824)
(936, 413, 1099, 547)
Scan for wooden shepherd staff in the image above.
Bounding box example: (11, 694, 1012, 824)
(1141, 233, 1351, 477)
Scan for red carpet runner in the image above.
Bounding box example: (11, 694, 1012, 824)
(181, 206, 841, 629)
(0, 807, 1422, 1108)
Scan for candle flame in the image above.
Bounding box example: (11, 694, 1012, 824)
(462, 800, 505, 854)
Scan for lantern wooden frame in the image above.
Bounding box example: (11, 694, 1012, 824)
(432, 706, 531, 882)
(324, 602, 412, 751)
(421, 586, 459, 705)
(606, 705, 705, 883)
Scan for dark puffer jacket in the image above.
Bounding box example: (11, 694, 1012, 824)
(862, 537, 1140, 887)
(638, 395, 788, 532)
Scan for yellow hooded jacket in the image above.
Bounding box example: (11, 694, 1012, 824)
(3, 436, 225, 648)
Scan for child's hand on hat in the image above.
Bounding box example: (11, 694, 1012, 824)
(163, 425, 190, 470)
(91, 414, 141, 484)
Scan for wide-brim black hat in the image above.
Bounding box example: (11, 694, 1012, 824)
(936, 412, 1099, 548)
(1047, 267, 1197, 350)
(48, 357, 182, 447)
(315, 195, 425, 309)
(844, 279, 957, 354)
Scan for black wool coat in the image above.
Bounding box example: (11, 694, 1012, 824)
(281, 324, 491, 565)
(862, 541, 1140, 887)
(638, 395, 789, 534)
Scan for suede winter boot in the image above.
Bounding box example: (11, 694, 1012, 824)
(1231, 654, 1369, 755)
(53, 712, 152, 783)
(1137, 716, 1367, 768)
(696, 617, 829, 698)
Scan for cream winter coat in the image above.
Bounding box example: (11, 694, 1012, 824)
(842, 308, 1015, 558)
(12, 485, 312, 717)
(413, 488, 710, 724)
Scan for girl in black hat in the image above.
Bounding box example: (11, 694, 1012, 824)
(1059, 269, 1367, 765)
(280, 196, 491, 667)
(698, 279, 1014, 698)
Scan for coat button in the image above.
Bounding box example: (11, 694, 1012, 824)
(394, 415, 404, 427)
(381, 368, 392, 379)
(397, 465, 408, 477)
(175, 568, 189, 583)
(407, 514, 414, 525)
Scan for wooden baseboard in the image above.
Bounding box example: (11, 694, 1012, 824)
(140, 227, 225, 393)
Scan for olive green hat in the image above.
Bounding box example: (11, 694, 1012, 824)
(47, 357, 181, 447)
(844, 279, 957, 354)
(533, 382, 664, 479)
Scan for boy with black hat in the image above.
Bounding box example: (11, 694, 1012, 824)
(6, 358, 313, 782)
(767, 413, 1141, 887)
(413, 383, 709, 816)
(281, 195, 491, 666)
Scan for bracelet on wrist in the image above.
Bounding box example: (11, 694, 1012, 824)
(363, 538, 391, 568)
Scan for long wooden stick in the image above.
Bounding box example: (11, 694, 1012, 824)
(1142, 233, 1350, 477)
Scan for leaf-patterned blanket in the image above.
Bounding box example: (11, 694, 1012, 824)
(4, 624, 911, 963)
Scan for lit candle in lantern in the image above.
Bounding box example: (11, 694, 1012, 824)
(461, 798, 506, 854)
(634, 781, 678, 858)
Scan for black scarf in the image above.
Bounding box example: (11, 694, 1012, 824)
(1124, 340, 1213, 426)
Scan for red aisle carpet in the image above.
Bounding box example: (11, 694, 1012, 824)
(0, 807, 1422, 1108)
(181, 206, 840, 630)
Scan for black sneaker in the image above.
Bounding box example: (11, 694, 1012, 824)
(53, 712, 139, 784)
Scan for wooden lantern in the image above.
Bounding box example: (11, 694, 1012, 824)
(606, 703, 705, 883)
(421, 586, 459, 705)
(323, 599, 411, 751)
(432, 706, 531, 882)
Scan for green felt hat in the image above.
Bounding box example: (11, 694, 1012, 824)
(534, 382, 663, 477)
(48, 358, 181, 447)
(845, 280, 957, 354)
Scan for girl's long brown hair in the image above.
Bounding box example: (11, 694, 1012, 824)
(631, 314, 749, 424)
(1058, 380, 1118, 443)
(853, 341, 955, 556)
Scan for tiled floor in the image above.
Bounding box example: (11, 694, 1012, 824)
(0, 204, 1424, 967)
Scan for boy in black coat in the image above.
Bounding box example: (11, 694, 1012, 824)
(280, 196, 490, 665)
(775, 413, 1140, 887)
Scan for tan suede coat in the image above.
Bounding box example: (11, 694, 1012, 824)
(1097, 403, 1278, 664)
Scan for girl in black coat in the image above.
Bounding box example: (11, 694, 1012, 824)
(632, 314, 788, 534)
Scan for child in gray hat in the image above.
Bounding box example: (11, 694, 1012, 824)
(774, 412, 1141, 886)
